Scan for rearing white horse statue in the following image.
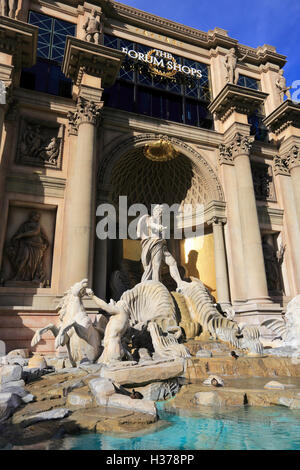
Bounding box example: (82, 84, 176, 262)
(31, 279, 107, 366)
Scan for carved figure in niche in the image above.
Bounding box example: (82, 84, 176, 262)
(18, 121, 62, 167)
(262, 234, 285, 295)
(137, 204, 182, 286)
(83, 8, 103, 44)
(0, 0, 18, 18)
(41, 137, 59, 164)
(224, 48, 248, 84)
(6, 211, 49, 285)
(86, 288, 131, 364)
(275, 69, 291, 102)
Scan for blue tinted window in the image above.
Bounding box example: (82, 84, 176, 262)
(29, 11, 75, 63)
(103, 34, 213, 129)
(237, 75, 260, 90)
(20, 11, 76, 98)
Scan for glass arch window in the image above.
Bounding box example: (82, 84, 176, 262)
(103, 34, 213, 130)
(20, 11, 76, 98)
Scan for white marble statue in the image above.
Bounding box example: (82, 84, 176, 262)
(137, 204, 182, 285)
(86, 289, 131, 364)
(261, 294, 300, 352)
(31, 279, 106, 366)
(178, 277, 263, 355)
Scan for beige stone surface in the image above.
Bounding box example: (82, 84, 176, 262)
(100, 359, 185, 386)
(27, 355, 47, 369)
(185, 356, 300, 379)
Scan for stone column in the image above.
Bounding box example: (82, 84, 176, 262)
(274, 155, 300, 293)
(62, 97, 102, 289)
(229, 133, 270, 302)
(218, 145, 246, 302)
(208, 216, 230, 306)
(286, 145, 300, 230)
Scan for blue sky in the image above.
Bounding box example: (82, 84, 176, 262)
(118, 0, 300, 86)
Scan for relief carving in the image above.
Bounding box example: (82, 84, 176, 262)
(251, 162, 275, 201)
(16, 119, 64, 168)
(5, 211, 49, 287)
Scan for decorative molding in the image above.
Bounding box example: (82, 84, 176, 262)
(62, 36, 124, 88)
(208, 83, 268, 122)
(5, 174, 66, 198)
(0, 16, 38, 85)
(257, 206, 284, 228)
(102, 1, 286, 67)
(263, 100, 300, 135)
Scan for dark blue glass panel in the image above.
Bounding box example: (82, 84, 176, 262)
(21, 11, 75, 97)
(237, 74, 259, 90)
(103, 33, 212, 129)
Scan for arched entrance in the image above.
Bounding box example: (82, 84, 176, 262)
(94, 134, 225, 301)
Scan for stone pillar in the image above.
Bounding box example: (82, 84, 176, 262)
(229, 133, 270, 302)
(286, 145, 300, 230)
(62, 97, 102, 290)
(218, 145, 246, 302)
(274, 155, 300, 293)
(208, 216, 230, 305)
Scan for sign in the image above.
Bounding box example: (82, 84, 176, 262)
(121, 47, 203, 79)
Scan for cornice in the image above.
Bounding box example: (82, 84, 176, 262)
(62, 36, 124, 87)
(6, 173, 66, 198)
(208, 83, 268, 121)
(263, 100, 300, 135)
(0, 16, 38, 70)
(33, 1, 287, 67)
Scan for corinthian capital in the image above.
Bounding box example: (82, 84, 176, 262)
(228, 133, 253, 159)
(207, 216, 227, 226)
(218, 144, 234, 165)
(286, 145, 300, 170)
(273, 155, 290, 176)
(67, 97, 102, 135)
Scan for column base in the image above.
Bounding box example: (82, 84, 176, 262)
(246, 296, 273, 304)
(232, 301, 283, 326)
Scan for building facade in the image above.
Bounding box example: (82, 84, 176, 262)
(0, 0, 300, 353)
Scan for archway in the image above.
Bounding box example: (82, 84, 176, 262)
(95, 134, 225, 300)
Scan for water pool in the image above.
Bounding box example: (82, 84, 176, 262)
(55, 403, 300, 450)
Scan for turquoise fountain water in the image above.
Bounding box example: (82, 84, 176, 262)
(56, 402, 300, 450)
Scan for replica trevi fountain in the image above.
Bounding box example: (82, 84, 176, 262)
(1, 200, 300, 448)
